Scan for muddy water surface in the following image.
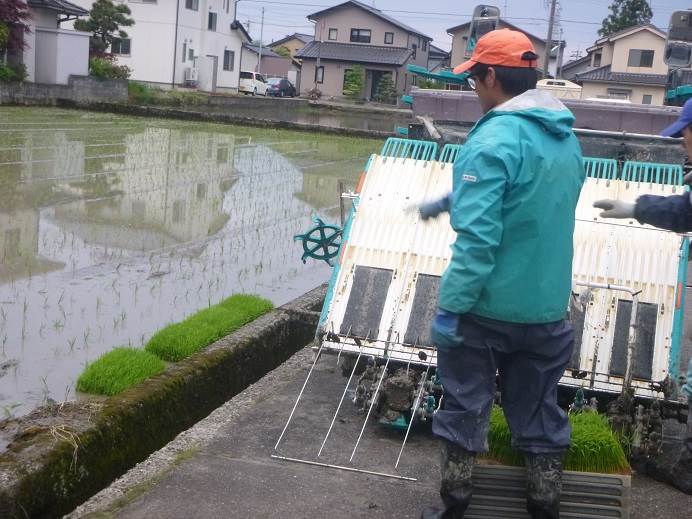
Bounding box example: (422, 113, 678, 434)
(0, 107, 380, 418)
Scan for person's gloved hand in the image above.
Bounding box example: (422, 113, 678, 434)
(418, 197, 450, 220)
(593, 199, 636, 219)
(431, 309, 464, 352)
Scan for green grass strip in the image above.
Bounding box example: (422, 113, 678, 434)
(145, 294, 274, 362)
(487, 406, 630, 474)
(77, 347, 166, 396)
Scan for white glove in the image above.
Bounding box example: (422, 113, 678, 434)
(593, 199, 636, 219)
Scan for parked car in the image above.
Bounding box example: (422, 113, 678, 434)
(239, 71, 268, 96)
(266, 78, 297, 98)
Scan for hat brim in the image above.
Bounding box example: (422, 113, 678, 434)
(453, 59, 476, 75)
(661, 118, 688, 138)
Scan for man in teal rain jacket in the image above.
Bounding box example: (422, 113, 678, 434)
(419, 29, 585, 519)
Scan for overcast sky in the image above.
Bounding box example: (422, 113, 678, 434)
(236, 0, 691, 64)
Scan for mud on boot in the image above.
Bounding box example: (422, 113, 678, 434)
(525, 452, 564, 519)
(421, 439, 475, 519)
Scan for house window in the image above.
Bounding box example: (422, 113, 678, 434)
(384, 32, 394, 45)
(411, 43, 417, 59)
(208, 12, 217, 31)
(422, 40, 428, 52)
(182, 42, 187, 62)
(593, 52, 602, 67)
(196, 183, 207, 200)
(628, 49, 654, 67)
(328, 28, 337, 40)
(342, 68, 352, 94)
(642, 94, 653, 104)
(315, 66, 324, 84)
(350, 29, 371, 43)
(607, 88, 631, 100)
(111, 38, 131, 55)
(188, 48, 194, 61)
(185, 0, 198, 10)
(223, 50, 235, 71)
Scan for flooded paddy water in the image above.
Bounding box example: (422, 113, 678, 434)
(0, 107, 380, 419)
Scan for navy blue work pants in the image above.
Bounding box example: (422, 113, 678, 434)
(433, 314, 573, 454)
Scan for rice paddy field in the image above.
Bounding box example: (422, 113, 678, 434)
(0, 107, 380, 418)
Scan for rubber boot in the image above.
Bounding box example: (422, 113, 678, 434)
(421, 439, 475, 519)
(524, 452, 563, 519)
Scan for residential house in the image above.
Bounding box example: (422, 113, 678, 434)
(240, 44, 300, 84)
(573, 25, 668, 105)
(21, 1, 89, 84)
(295, 0, 432, 100)
(447, 18, 561, 76)
(269, 33, 313, 60)
(428, 44, 450, 73)
(70, 0, 250, 93)
(560, 54, 591, 81)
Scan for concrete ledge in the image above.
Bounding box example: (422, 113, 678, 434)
(0, 285, 326, 518)
(55, 101, 394, 139)
(0, 76, 128, 105)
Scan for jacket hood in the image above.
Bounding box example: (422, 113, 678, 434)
(475, 89, 576, 139)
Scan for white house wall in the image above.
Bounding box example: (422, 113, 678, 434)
(70, 1, 245, 91)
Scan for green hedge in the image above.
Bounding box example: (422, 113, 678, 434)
(77, 347, 165, 396)
(487, 406, 630, 474)
(145, 294, 274, 361)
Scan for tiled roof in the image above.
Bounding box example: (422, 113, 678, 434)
(429, 44, 449, 58)
(295, 41, 413, 66)
(243, 44, 283, 59)
(561, 54, 591, 72)
(307, 1, 431, 40)
(27, 0, 87, 16)
(271, 33, 314, 47)
(447, 18, 546, 43)
(575, 65, 667, 86)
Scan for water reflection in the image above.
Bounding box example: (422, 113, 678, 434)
(0, 109, 371, 418)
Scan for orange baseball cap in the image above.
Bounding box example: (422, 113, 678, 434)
(453, 28, 538, 75)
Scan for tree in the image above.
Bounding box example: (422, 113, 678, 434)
(74, 0, 135, 56)
(374, 73, 396, 104)
(599, 0, 653, 37)
(273, 45, 291, 58)
(0, 0, 31, 60)
(343, 65, 364, 100)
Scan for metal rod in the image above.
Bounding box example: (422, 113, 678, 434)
(317, 345, 363, 458)
(350, 353, 392, 462)
(623, 293, 640, 390)
(270, 454, 417, 482)
(395, 353, 433, 468)
(274, 340, 326, 451)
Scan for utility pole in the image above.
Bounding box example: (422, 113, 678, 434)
(543, 0, 557, 77)
(556, 28, 564, 78)
(258, 7, 264, 74)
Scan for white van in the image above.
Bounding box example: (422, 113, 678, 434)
(239, 71, 268, 96)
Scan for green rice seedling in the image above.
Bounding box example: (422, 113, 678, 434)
(76, 347, 165, 396)
(486, 406, 629, 474)
(145, 294, 273, 362)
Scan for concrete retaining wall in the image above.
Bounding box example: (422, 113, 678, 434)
(0, 285, 325, 518)
(60, 101, 394, 139)
(0, 76, 128, 105)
